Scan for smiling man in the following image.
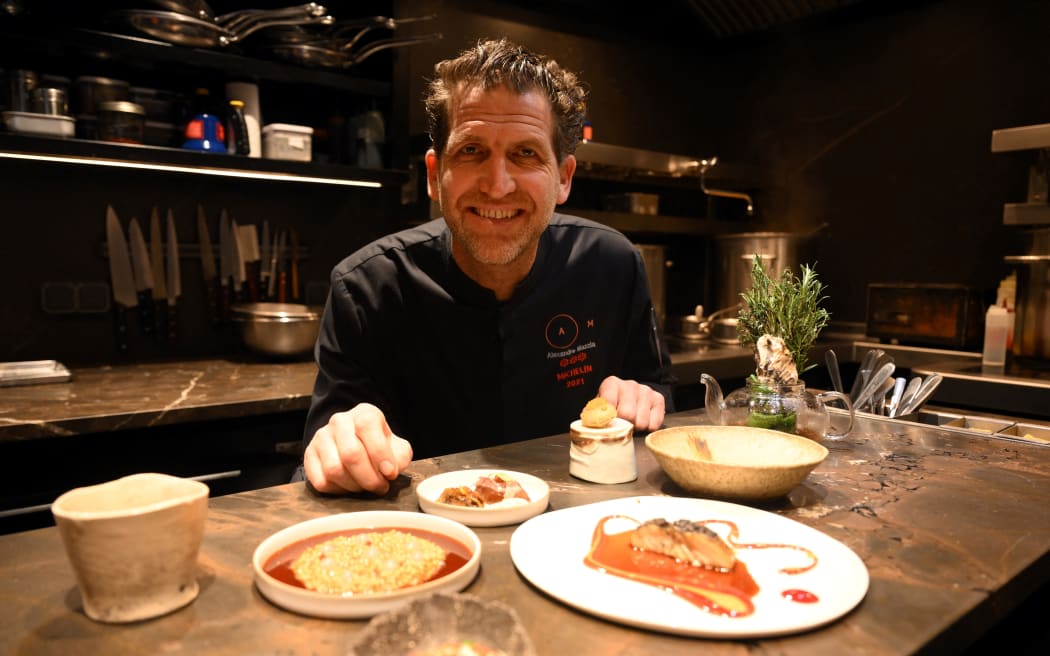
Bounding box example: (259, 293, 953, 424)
(302, 38, 674, 495)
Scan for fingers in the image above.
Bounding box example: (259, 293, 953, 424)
(599, 376, 665, 432)
(302, 403, 410, 495)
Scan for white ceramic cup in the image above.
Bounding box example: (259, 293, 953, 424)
(569, 418, 637, 484)
(51, 472, 209, 623)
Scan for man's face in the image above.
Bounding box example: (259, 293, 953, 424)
(426, 85, 575, 274)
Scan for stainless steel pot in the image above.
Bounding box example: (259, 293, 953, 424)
(231, 303, 321, 357)
(714, 232, 804, 310)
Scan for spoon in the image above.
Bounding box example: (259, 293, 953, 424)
(886, 377, 907, 417)
(850, 349, 883, 403)
(853, 361, 896, 413)
(826, 349, 844, 394)
(899, 374, 943, 416)
(897, 377, 923, 416)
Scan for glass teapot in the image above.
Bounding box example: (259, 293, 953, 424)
(701, 373, 854, 441)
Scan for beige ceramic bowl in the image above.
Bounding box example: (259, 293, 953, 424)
(645, 425, 828, 500)
(51, 473, 209, 623)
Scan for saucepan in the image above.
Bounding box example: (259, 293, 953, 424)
(256, 14, 437, 47)
(137, 1, 325, 27)
(112, 4, 332, 48)
(265, 32, 443, 69)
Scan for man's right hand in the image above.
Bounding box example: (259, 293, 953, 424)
(303, 403, 413, 495)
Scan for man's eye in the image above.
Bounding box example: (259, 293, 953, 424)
(517, 147, 536, 157)
(459, 145, 479, 155)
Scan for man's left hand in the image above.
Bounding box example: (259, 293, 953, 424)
(598, 376, 665, 432)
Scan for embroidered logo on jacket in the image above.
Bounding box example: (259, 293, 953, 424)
(545, 313, 597, 389)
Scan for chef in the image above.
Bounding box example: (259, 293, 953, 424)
(301, 37, 674, 494)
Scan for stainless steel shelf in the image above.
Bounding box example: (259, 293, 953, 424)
(992, 123, 1050, 152)
(1003, 202, 1050, 225)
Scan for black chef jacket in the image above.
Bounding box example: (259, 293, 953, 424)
(304, 213, 675, 459)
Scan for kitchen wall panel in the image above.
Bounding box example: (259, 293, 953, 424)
(394, 0, 1045, 329)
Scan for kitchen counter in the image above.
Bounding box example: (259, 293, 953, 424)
(1, 409, 1048, 654)
(1, 349, 755, 444)
(0, 359, 318, 442)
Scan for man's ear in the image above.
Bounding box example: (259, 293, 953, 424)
(425, 148, 440, 201)
(557, 154, 576, 204)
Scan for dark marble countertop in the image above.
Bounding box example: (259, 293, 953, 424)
(1, 409, 1049, 654)
(0, 359, 318, 443)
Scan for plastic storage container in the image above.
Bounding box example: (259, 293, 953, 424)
(262, 123, 313, 162)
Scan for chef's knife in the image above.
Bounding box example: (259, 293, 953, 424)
(105, 205, 137, 354)
(266, 229, 281, 300)
(149, 206, 168, 339)
(127, 217, 155, 336)
(276, 229, 288, 302)
(230, 216, 246, 303)
(290, 227, 300, 301)
(219, 209, 232, 320)
(238, 223, 261, 302)
(197, 204, 220, 326)
(166, 209, 181, 343)
(259, 220, 270, 301)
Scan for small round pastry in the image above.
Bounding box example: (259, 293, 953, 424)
(569, 416, 636, 484)
(580, 396, 617, 428)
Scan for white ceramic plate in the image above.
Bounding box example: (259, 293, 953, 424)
(510, 496, 868, 638)
(252, 511, 481, 619)
(416, 469, 550, 527)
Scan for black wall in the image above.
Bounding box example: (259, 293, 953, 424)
(3, 0, 1046, 364)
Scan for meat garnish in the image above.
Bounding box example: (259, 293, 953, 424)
(437, 474, 531, 507)
(437, 486, 485, 507)
(629, 518, 737, 571)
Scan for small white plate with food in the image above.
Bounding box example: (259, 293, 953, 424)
(253, 511, 481, 619)
(416, 469, 551, 527)
(510, 495, 868, 638)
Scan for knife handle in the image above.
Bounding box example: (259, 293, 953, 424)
(155, 299, 168, 341)
(113, 305, 130, 355)
(245, 262, 260, 302)
(203, 278, 220, 326)
(219, 280, 231, 322)
(277, 271, 288, 303)
(138, 291, 155, 336)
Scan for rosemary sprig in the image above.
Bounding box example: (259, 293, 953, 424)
(736, 255, 830, 375)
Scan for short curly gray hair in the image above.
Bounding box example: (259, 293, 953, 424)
(424, 37, 588, 163)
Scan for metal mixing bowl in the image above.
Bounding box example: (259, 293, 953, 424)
(230, 302, 322, 357)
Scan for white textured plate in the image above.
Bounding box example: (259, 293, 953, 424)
(253, 511, 481, 619)
(510, 496, 868, 638)
(416, 470, 550, 527)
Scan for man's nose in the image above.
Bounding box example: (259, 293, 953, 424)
(478, 157, 516, 197)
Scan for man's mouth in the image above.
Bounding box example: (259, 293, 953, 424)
(473, 207, 520, 220)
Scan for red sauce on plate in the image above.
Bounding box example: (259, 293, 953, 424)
(782, 589, 819, 603)
(584, 515, 819, 617)
(263, 527, 471, 591)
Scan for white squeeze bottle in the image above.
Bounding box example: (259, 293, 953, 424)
(982, 304, 1010, 368)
